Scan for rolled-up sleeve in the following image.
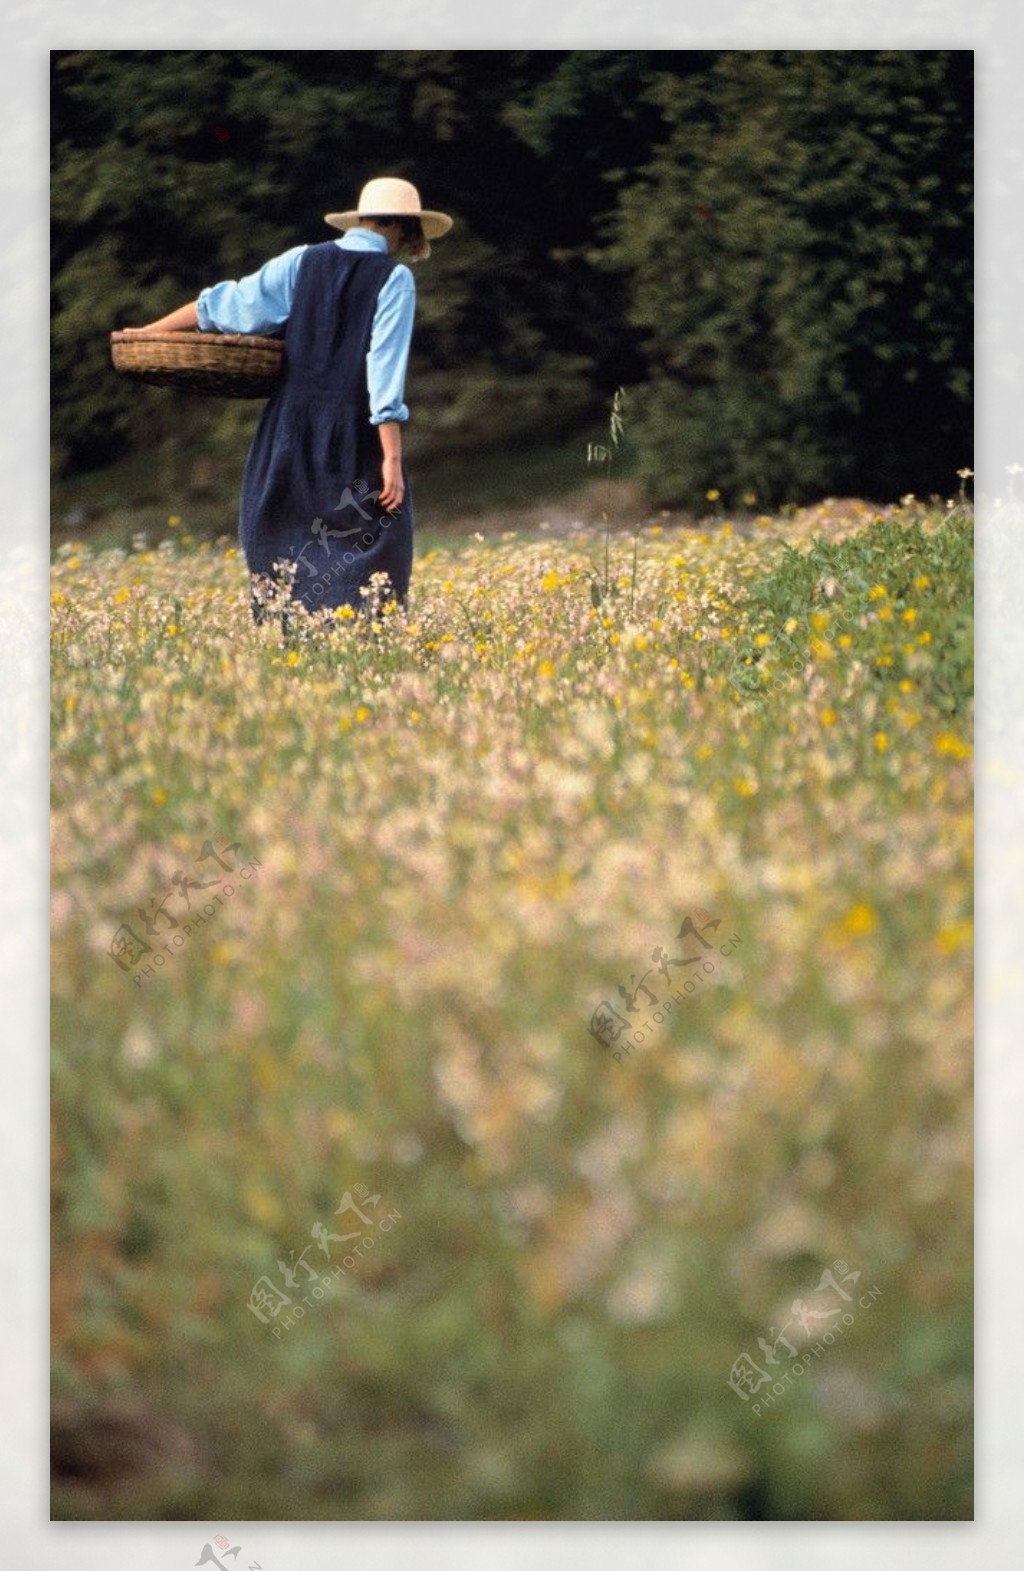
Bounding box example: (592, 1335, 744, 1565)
(367, 264, 416, 425)
(197, 245, 307, 334)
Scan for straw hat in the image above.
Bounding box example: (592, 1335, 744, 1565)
(325, 177, 454, 240)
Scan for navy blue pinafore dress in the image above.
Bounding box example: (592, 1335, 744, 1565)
(239, 240, 414, 625)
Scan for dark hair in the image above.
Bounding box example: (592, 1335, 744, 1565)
(364, 213, 425, 252)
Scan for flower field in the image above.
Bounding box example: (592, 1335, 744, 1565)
(50, 498, 973, 1520)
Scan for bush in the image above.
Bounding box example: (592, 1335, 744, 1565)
(598, 51, 973, 509)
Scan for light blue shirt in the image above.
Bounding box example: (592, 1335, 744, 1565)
(196, 228, 415, 424)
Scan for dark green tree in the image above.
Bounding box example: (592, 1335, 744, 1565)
(596, 49, 973, 508)
(50, 49, 599, 477)
(52, 50, 972, 507)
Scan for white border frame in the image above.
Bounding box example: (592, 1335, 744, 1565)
(10, 7, 1018, 1566)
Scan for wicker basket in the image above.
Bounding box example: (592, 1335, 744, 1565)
(109, 330, 285, 398)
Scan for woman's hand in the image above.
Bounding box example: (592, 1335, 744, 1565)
(378, 455, 405, 512)
(118, 302, 200, 336)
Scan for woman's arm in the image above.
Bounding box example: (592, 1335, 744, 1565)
(119, 301, 199, 336)
(377, 421, 404, 512)
(368, 266, 415, 513)
(121, 246, 307, 338)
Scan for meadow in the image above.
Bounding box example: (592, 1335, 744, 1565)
(50, 495, 973, 1520)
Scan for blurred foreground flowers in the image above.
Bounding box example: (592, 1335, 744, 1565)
(50, 499, 972, 1520)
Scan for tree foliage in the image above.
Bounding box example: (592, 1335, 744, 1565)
(52, 50, 972, 505)
(597, 50, 973, 506)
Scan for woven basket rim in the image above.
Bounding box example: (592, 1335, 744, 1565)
(110, 329, 284, 349)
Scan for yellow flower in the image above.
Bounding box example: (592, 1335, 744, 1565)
(935, 919, 973, 954)
(874, 731, 889, 752)
(918, 630, 932, 645)
(784, 617, 799, 636)
(244, 1183, 282, 1228)
(286, 650, 300, 666)
(935, 732, 971, 760)
(720, 522, 733, 538)
(540, 569, 560, 592)
(842, 903, 876, 937)
(409, 710, 420, 725)
(68, 557, 80, 570)
(695, 743, 713, 761)
(355, 706, 371, 724)
(868, 584, 888, 601)
(632, 634, 649, 652)
(334, 604, 356, 621)
(811, 611, 830, 631)
(51, 590, 67, 607)
(734, 777, 757, 797)
(706, 489, 720, 502)
(167, 623, 178, 637)
(877, 606, 893, 621)
(899, 679, 914, 693)
(819, 709, 837, 727)
(753, 632, 771, 648)
(901, 607, 917, 624)
(538, 658, 556, 678)
(913, 575, 931, 590)
(151, 787, 167, 806)
(168, 515, 181, 527)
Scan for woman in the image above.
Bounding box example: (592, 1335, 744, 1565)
(121, 177, 453, 633)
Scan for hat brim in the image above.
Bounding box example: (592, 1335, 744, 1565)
(325, 209, 453, 240)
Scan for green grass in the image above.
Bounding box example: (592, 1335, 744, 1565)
(51, 418, 627, 557)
